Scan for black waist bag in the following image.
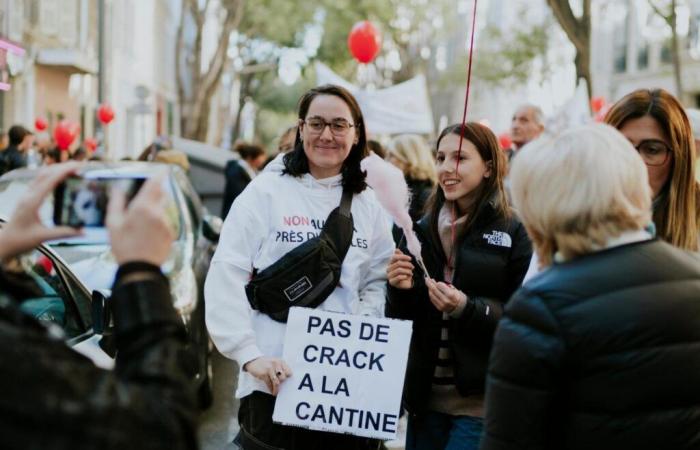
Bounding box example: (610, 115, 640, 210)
(245, 189, 353, 322)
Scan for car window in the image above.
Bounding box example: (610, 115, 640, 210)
(173, 170, 203, 229)
(9, 248, 88, 339)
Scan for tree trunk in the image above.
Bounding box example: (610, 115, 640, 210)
(670, 0, 684, 100)
(231, 73, 254, 144)
(575, 37, 592, 98)
(177, 0, 245, 142)
(546, 0, 592, 99)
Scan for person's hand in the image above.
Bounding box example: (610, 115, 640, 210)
(106, 175, 175, 266)
(387, 249, 414, 289)
(243, 357, 293, 396)
(425, 278, 467, 313)
(0, 162, 83, 263)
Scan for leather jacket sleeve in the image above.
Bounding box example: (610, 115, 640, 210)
(0, 264, 198, 450)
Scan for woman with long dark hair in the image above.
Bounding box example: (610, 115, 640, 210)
(385, 123, 532, 450)
(205, 85, 394, 450)
(605, 88, 700, 250)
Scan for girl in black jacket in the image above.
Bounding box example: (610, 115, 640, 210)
(386, 123, 532, 450)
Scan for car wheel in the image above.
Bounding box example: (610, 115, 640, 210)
(198, 340, 214, 409)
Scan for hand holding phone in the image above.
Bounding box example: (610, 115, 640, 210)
(0, 163, 83, 263)
(53, 176, 145, 228)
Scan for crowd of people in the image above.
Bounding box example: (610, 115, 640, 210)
(0, 82, 699, 450)
(0, 124, 100, 176)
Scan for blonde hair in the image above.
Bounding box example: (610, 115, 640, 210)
(387, 134, 437, 183)
(510, 123, 652, 266)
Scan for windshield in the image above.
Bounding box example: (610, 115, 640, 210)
(0, 174, 183, 244)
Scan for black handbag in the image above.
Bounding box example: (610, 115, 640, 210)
(245, 189, 353, 322)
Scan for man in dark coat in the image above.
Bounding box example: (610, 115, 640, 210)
(221, 142, 266, 218)
(0, 163, 198, 449)
(0, 125, 34, 174)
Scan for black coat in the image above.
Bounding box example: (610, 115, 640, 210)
(481, 239, 700, 450)
(0, 145, 26, 174)
(221, 159, 252, 218)
(0, 264, 198, 450)
(386, 201, 532, 414)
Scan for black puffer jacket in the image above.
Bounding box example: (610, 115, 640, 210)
(481, 239, 700, 450)
(386, 201, 532, 414)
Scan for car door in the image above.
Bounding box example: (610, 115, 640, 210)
(14, 246, 93, 343)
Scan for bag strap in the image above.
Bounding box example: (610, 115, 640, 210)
(320, 188, 354, 260)
(338, 188, 352, 218)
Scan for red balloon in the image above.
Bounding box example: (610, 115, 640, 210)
(590, 96, 606, 114)
(498, 133, 512, 150)
(594, 104, 612, 123)
(348, 21, 381, 63)
(54, 120, 80, 150)
(34, 117, 48, 131)
(83, 137, 98, 152)
(36, 255, 54, 274)
(97, 103, 115, 124)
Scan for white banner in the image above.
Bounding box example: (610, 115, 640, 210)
(273, 307, 412, 440)
(315, 62, 435, 135)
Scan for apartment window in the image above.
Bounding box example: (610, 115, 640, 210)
(661, 40, 673, 64)
(613, 13, 629, 74)
(637, 44, 649, 70)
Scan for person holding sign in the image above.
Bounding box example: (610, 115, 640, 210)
(386, 123, 532, 450)
(205, 85, 394, 450)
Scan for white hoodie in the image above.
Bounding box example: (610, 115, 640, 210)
(204, 163, 395, 398)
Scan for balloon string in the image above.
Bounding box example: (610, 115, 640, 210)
(449, 0, 478, 275)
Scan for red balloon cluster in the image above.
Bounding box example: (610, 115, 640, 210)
(591, 96, 611, 122)
(54, 120, 80, 151)
(34, 117, 48, 131)
(348, 21, 381, 64)
(590, 96, 606, 113)
(498, 133, 512, 150)
(83, 137, 98, 152)
(97, 103, 115, 125)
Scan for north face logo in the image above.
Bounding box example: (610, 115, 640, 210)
(483, 231, 512, 248)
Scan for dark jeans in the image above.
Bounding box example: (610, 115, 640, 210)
(406, 411, 483, 450)
(236, 392, 382, 450)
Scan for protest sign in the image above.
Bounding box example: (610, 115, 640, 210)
(273, 307, 412, 440)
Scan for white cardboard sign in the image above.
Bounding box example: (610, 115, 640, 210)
(272, 307, 412, 440)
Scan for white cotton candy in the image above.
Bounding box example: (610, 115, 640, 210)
(361, 153, 429, 277)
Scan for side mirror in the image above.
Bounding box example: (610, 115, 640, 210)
(91, 289, 113, 335)
(202, 214, 223, 243)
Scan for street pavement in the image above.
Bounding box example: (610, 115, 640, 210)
(198, 350, 240, 449)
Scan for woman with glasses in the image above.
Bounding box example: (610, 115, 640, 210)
(385, 123, 532, 450)
(605, 88, 700, 251)
(205, 85, 394, 450)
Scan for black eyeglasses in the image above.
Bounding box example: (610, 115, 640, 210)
(302, 117, 355, 136)
(633, 140, 671, 167)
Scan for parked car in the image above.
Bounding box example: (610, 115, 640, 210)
(0, 162, 222, 408)
(0, 218, 112, 368)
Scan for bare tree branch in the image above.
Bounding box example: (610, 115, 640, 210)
(647, 0, 673, 26)
(175, 1, 187, 133)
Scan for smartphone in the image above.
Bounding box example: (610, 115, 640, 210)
(53, 176, 146, 227)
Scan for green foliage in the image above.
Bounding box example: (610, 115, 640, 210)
(254, 75, 314, 113)
(238, 0, 319, 47)
(469, 21, 552, 88)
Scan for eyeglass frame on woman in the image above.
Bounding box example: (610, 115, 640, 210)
(632, 139, 671, 167)
(301, 116, 356, 136)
